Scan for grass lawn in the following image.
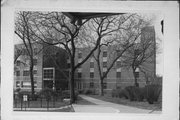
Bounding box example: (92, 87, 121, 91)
(88, 95, 162, 111)
(76, 96, 96, 105)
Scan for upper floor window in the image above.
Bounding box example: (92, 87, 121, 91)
(16, 60, 21, 66)
(90, 72, 94, 78)
(103, 72, 107, 78)
(78, 72, 82, 78)
(116, 61, 121, 68)
(67, 63, 71, 68)
(16, 71, 20, 76)
(34, 48, 38, 54)
(90, 62, 94, 68)
(33, 59, 38, 66)
(103, 61, 107, 68)
(23, 70, 29, 76)
(78, 52, 82, 59)
(43, 68, 54, 79)
(103, 51, 107, 57)
(33, 70, 37, 75)
(116, 50, 122, 57)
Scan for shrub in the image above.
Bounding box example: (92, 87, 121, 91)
(144, 84, 162, 104)
(112, 88, 122, 98)
(62, 90, 79, 101)
(124, 86, 145, 101)
(17, 91, 39, 101)
(119, 89, 129, 99)
(39, 88, 55, 101)
(84, 89, 95, 95)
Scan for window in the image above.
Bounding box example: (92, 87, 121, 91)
(90, 62, 94, 68)
(21, 81, 37, 88)
(116, 61, 121, 68)
(135, 72, 139, 78)
(90, 82, 94, 88)
(33, 59, 37, 66)
(44, 69, 53, 79)
(103, 82, 107, 89)
(103, 51, 107, 57)
(67, 63, 71, 68)
(21, 81, 31, 88)
(16, 60, 20, 66)
(16, 81, 20, 87)
(103, 72, 107, 78)
(33, 70, 37, 75)
(78, 72, 82, 78)
(135, 49, 140, 56)
(34, 48, 38, 54)
(103, 62, 107, 68)
(23, 70, 29, 76)
(16, 71, 20, 76)
(65, 71, 69, 77)
(116, 50, 121, 56)
(90, 72, 94, 78)
(116, 72, 121, 78)
(78, 52, 82, 59)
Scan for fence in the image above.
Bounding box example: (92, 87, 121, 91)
(13, 91, 69, 111)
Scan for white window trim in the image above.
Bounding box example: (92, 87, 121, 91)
(103, 68, 107, 72)
(103, 57, 107, 62)
(116, 68, 121, 72)
(90, 68, 94, 72)
(135, 68, 139, 72)
(78, 68, 82, 72)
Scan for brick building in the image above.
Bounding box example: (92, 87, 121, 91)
(14, 43, 69, 92)
(14, 26, 156, 94)
(73, 26, 156, 94)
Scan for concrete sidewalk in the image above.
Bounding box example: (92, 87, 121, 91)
(72, 95, 161, 114)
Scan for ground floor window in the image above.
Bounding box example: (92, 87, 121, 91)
(116, 72, 121, 78)
(103, 82, 107, 89)
(90, 72, 94, 78)
(78, 72, 82, 78)
(135, 72, 139, 78)
(16, 81, 20, 87)
(90, 82, 94, 88)
(21, 81, 37, 88)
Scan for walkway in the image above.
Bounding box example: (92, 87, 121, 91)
(72, 95, 161, 113)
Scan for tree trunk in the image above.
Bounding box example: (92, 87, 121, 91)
(30, 57, 35, 96)
(70, 69, 75, 104)
(100, 77, 104, 96)
(133, 70, 139, 87)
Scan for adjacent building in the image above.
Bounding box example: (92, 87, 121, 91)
(14, 43, 69, 92)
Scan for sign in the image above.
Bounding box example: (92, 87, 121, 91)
(23, 95, 28, 101)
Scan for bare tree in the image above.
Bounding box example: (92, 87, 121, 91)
(28, 12, 107, 103)
(91, 14, 149, 95)
(14, 11, 43, 97)
(122, 26, 156, 87)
